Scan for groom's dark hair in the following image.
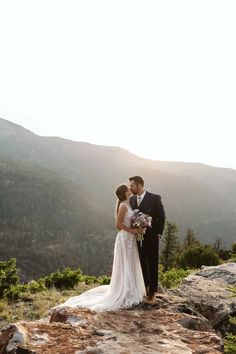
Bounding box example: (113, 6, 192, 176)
(129, 176, 144, 186)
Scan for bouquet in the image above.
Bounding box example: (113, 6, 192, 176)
(130, 209, 152, 247)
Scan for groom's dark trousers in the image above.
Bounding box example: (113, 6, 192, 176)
(130, 191, 166, 293)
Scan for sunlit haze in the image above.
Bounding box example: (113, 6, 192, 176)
(0, 1, 235, 169)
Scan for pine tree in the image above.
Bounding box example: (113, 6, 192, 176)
(232, 242, 236, 254)
(183, 228, 199, 249)
(213, 236, 222, 252)
(161, 221, 179, 272)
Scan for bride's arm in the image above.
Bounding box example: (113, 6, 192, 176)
(115, 204, 137, 234)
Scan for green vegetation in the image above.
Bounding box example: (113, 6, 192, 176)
(230, 244, 236, 262)
(182, 228, 200, 249)
(0, 258, 19, 297)
(159, 266, 193, 288)
(0, 285, 94, 329)
(176, 244, 220, 269)
(224, 287, 236, 354)
(0, 159, 114, 279)
(0, 258, 111, 328)
(160, 222, 179, 271)
(0, 259, 111, 301)
(160, 222, 224, 271)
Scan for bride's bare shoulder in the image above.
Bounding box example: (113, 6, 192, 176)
(116, 203, 128, 221)
(119, 202, 128, 210)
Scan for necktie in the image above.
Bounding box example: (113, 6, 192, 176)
(137, 196, 142, 207)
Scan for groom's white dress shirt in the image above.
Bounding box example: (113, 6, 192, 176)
(137, 190, 146, 205)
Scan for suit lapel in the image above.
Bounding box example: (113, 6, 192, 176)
(138, 191, 149, 210)
(130, 195, 137, 210)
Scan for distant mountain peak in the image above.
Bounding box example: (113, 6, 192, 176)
(0, 117, 35, 139)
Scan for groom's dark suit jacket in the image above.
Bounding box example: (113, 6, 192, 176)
(130, 191, 166, 237)
(130, 191, 166, 292)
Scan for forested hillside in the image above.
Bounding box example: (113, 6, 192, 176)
(0, 158, 115, 279)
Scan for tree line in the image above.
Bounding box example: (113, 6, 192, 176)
(160, 221, 236, 272)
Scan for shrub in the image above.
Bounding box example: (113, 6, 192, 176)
(224, 332, 236, 353)
(97, 275, 111, 285)
(159, 267, 192, 288)
(28, 280, 47, 293)
(0, 259, 19, 298)
(224, 315, 236, 353)
(82, 275, 98, 285)
(3, 284, 28, 300)
(217, 249, 231, 261)
(176, 244, 220, 269)
(42, 267, 84, 290)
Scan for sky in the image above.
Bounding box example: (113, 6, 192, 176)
(0, 1, 236, 169)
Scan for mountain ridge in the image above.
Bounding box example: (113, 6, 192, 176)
(1, 117, 235, 172)
(0, 117, 236, 252)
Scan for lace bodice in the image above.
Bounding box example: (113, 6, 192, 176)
(120, 202, 134, 227)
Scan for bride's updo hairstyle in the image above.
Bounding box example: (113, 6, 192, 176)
(115, 184, 128, 215)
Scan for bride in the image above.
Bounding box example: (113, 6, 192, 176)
(54, 184, 146, 312)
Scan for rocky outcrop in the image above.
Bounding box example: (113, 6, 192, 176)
(0, 306, 223, 354)
(1, 262, 235, 354)
(170, 262, 236, 334)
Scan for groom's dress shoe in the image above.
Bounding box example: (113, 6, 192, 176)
(144, 292, 156, 305)
(145, 285, 149, 296)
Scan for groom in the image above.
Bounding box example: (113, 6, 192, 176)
(129, 176, 166, 304)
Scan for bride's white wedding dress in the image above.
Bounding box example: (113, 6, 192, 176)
(55, 203, 146, 312)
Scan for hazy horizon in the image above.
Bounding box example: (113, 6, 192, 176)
(1, 116, 235, 171)
(0, 1, 236, 170)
